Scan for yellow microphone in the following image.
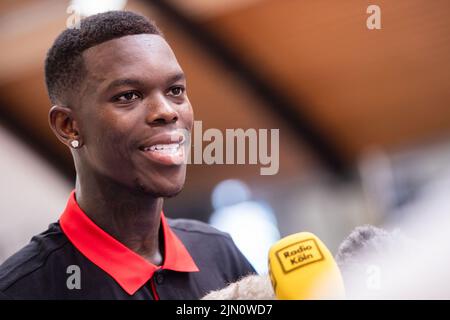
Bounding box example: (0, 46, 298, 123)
(268, 232, 345, 299)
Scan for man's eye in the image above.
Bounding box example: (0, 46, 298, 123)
(168, 86, 185, 97)
(115, 92, 140, 102)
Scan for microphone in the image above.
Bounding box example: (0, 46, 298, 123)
(268, 232, 345, 299)
(201, 225, 426, 299)
(334, 225, 417, 299)
(201, 274, 275, 300)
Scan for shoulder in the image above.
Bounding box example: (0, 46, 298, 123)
(167, 217, 257, 276)
(0, 290, 10, 300)
(166, 217, 245, 252)
(0, 223, 69, 292)
(167, 217, 233, 241)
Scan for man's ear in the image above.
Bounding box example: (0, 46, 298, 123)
(48, 105, 82, 148)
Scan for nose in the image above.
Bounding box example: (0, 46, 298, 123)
(145, 94, 178, 126)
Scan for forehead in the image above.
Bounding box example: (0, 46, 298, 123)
(81, 34, 182, 83)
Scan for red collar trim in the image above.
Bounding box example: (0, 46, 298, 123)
(59, 190, 199, 295)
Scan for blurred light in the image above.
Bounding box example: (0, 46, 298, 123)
(209, 180, 280, 274)
(211, 179, 251, 210)
(71, 0, 127, 17)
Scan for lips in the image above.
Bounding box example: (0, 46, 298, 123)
(138, 131, 187, 166)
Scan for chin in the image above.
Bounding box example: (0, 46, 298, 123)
(136, 179, 185, 198)
(134, 165, 188, 197)
(161, 187, 184, 198)
(155, 181, 185, 198)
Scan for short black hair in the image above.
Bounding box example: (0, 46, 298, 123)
(45, 11, 163, 105)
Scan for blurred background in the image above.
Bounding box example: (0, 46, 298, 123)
(1, 0, 450, 274)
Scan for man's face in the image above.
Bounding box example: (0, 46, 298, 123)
(74, 34, 193, 197)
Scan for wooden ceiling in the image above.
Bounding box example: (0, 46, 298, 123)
(205, 0, 450, 157)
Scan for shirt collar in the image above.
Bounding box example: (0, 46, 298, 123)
(59, 190, 199, 295)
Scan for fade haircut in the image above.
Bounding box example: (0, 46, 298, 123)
(45, 11, 163, 105)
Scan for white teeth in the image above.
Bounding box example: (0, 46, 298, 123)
(144, 143, 181, 154)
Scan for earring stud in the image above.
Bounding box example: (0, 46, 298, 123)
(70, 140, 80, 148)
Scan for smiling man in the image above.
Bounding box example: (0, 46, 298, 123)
(0, 11, 256, 300)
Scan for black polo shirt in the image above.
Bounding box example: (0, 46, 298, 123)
(0, 191, 256, 300)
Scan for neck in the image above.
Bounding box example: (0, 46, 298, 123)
(74, 172, 164, 266)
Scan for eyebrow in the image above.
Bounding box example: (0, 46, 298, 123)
(104, 73, 186, 92)
(167, 73, 185, 84)
(104, 78, 144, 92)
